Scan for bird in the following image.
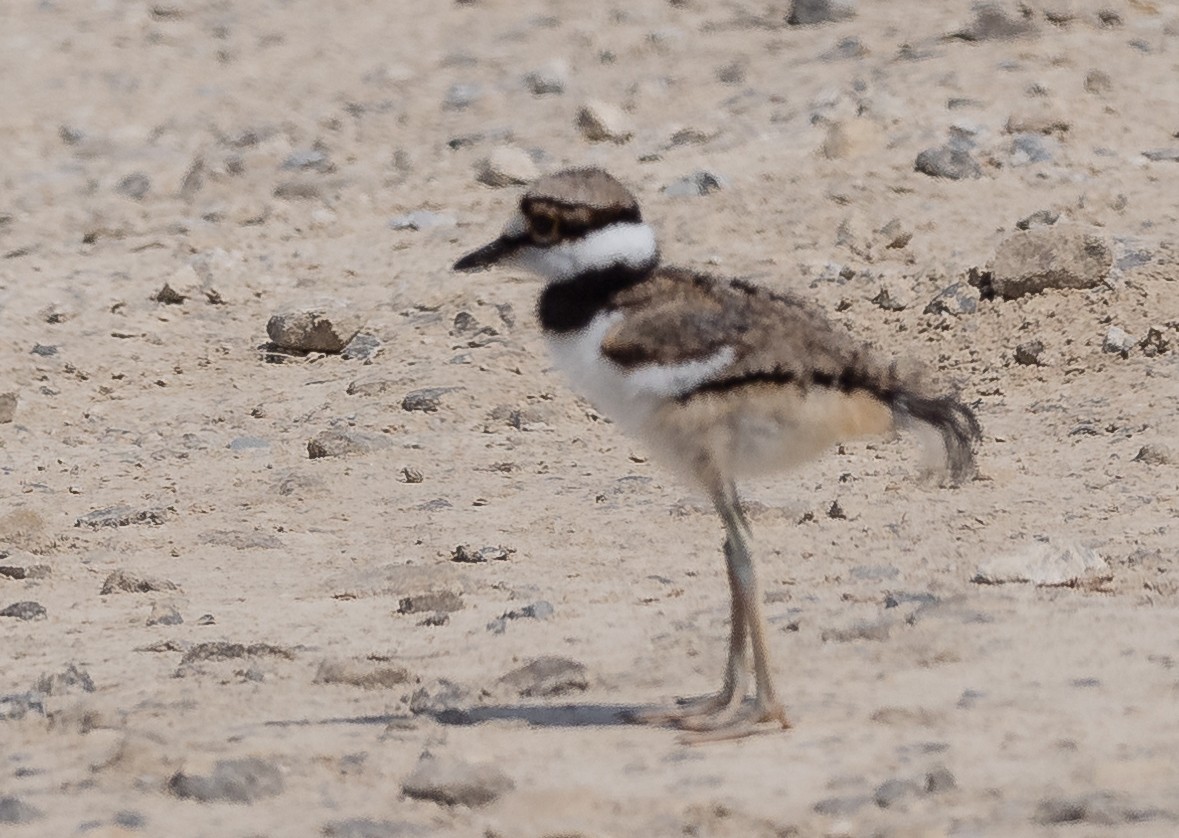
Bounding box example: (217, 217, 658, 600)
(453, 167, 980, 740)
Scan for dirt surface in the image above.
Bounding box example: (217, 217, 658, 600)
(2, 1, 1179, 835)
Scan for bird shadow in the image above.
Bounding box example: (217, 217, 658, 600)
(261, 703, 653, 730)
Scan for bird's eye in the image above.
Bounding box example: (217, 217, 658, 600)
(530, 214, 559, 242)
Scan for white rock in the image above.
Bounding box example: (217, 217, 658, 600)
(973, 539, 1109, 586)
(523, 60, 568, 95)
(576, 100, 634, 143)
(1103, 326, 1134, 357)
(476, 146, 539, 188)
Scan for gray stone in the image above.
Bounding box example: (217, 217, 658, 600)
(282, 149, 332, 171)
(1009, 132, 1056, 166)
(523, 60, 568, 95)
(398, 591, 463, 614)
(973, 539, 1109, 586)
(341, 333, 382, 361)
(0, 796, 42, 824)
(1016, 209, 1060, 229)
(113, 810, 146, 829)
(101, 570, 179, 595)
(874, 778, 919, 808)
(0, 601, 46, 621)
(267, 307, 367, 354)
(1139, 326, 1170, 357)
(1103, 326, 1134, 357)
(402, 753, 514, 807)
(499, 655, 587, 697)
(323, 818, 427, 838)
(788, 0, 856, 25)
(821, 616, 893, 642)
(1014, 340, 1046, 366)
(402, 387, 460, 413)
(307, 429, 392, 459)
(1034, 791, 1164, 825)
(486, 600, 553, 634)
(813, 794, 871, 816)
(924, 282, 979, 316)
(34, 663, 95, 695)
(116, 172, 151, 200)
(388, 211, 456, 231)
(169, 757, 285, 803)
(75, 505, 170, 529)
(228, 436, 269, 451)
(871, 285, 914, 312)
(924, 766, 958, 793)
(576, 100, 633, 143)
(0, 392, 15, 423)
(476, 146, 538, 187)
(953, 4, 1037, 40)
(1142, 149, 1179, 162)
(314, 658, 411, 690)
(147, 603, 183, 626)
(663, 170, 727, 198)
(452, 544, 512, 563)
(443, 83, 482, 111)
(179, 642, 294, 665)
(915, 146, 982, 180)
(1133, 444, 1175, 466)
(982, 226, 1111, 299)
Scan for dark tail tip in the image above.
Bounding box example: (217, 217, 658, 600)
(895, 393, 982, 483)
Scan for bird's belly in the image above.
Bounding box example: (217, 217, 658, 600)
(545, 324, 660, 433)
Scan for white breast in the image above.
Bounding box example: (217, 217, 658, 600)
(545, 311, 735, 434)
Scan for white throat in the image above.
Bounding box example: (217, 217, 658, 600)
(512, 222, 658, 282)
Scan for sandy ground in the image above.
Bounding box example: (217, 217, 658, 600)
(2, 1, 1179, 835)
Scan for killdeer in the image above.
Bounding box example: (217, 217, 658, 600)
(454, 167, 980, 739)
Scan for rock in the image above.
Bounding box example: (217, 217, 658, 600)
(147, 602, 183, 626)
(307, 429, 392, 459)
(952, 4, 1037, 40)
(324, 818, 427, 838)
(113, 811, 147, 829)
(169, 757, 285, 803)
(716, 60, 745, 84)
(576, 100, 633, 143)
(486, 600, 553, 634)
(451, 544, 512, 563)
(408, 679, 472, 722)
(314, 658, 411, 689)
(821, 35, 868, 60)
(915, 146, 982, 180)
(397, 591, 463, 614)
(443, 82, 481, 111)
(1008, 133, 1057, 165)
(663, 170, 727, 198)
(924, 766, 958, 793)
(0, 796, 42, 824)
(1014, 340, 1046, 366)
(924, 282, 979, 317)
(402, 467, 424, 484)
(1015, 209, 1059, 230)
(1133, 444, 1175, 466)
(499, 656, 587, 697)
(1034, 792, 1164, 825)
(34, 663, 96, 695)
(0, 601, 47, 621)
(819, 118, 884, 159)
(813, 794, 871, 816)
(0, 392, 15, 423)
(388, 210, 456, 231)
(228, 436, 269, 452)
(341, 333, 382, 361)
(179, 642, 294, 665)
(1142, 149, 1179, 163)
(1139, 326, 1171, 357)
(0, 564, 51, 580)
(101, 570, 179, 595)
(401, 753, 514, 807)
(787, 0, 856, 25)
(476, 146, 538, 188)
(874, 778, 919, 808)
(981, 226, 1112, 299)
(402, 387, 460, 413)
(266, 307, 367, 354)
(75, 505, 170, 529)
(1005, 110, 1070, 136)
(871, 285, 914, 312)
(1103, 326, 1134, 357)
(0, 692, 44, 720)
(972, 539, 1110, 586)
(281, 149, 332, 172)
(1084, 69, 1112, 94)
(154, 282, 187, 304)
(116, 172, 151, 200)
(523, 60, 568, 95)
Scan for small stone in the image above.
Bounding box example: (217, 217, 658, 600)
(443, 82, 482, 110)
(787, 0, 856, 25)
(0, 796, 42, 824)
(576, 100, 634, 143)
(1014, 340, 1046, 366)
(451, 544, 512, 563)
(973, 539, 1109, 586)
(1084, 70, 1112, 94)
(1008, 133, 1056, 166)
(228, 436, 269, 452)
(402, 387, 460, 413)
(476, 146, 539, 188)
(1016, 209, 1059, 230)
(663, 170, 727, 198)
(1103, 326, 1134, 357)
(34, 663, 96, 695)
(401, 753, 514, 807)
(402, 466, 424, 484)
(397, 591, 463, 614)
(821, 35, 868, 60)
(101, 570, 179, 595)
(266, 306, 367, 354)
(819, 118, 884, 159)
(116, 172, 151, 200)
(0, 692, 44, 720)
(341, 333, 382, 361)
(0, 392, 16, 423)
(871, 285, 913, 312)
(0, 601, 47, 621)
(486, 600, 553, 634)
(498, 656, 587, 698)
(523, 60, 568, 95)
(307, 429, 392, 459)
(323, 818, 424, 838)
(31, 343, 58, 357)
(813, 795, 871, 816)
(388, 210, 456, 231)
(75, 505, 169, 529)
(179, 642, 294, 665)
(154, 282, 187, 304)
(981, 226, 1112, 299)
(1133, 444, 1175, 466)
(924, 766, 957, 793)
(924, 282, 979, 317)
(1139, 326, 1171, 357)
(874, 778, 919, 808)
(915, 146, 982, 180)
(1005, 110, 1070, 136)
(716, 60, 745, 84)
(314, 658, 411, 690)
(1142, 149, 1179, 163)
(147, 603, 183, 626)
(169, 757, 285, 803)
(113, 810, 147, 829)
(281, 149, 332, 172)
(953, 4, 1037, 40)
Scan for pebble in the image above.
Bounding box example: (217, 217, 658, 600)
(1034, 792, 1163, 825)
(0, 392, 15, 423)
(402, 386, 460, 413)
(408, 678, 471, 721)
(341, 333, 382, 361)
(398, 591, 463, 614)
(874, 778, 919, 808)
(1133, 444, 1175, 466)
(0, 796, 42, 824)
(924, 766, 957, 793)
(34, 663, 95, 695)
(0, 692, 44, 720)
(452, 544, 512, 563)
(981, 226, 1112, 299)
(576, 100, 634, 143)
(228, 436, 269, 452)
(486, 600, 553, 635)
(1084, 69, 1112, 94)
(179, 642, 294, 665)
(1142, 149, 1179, 163)
(323, 818, 426, 838)
(476, 146, 539, 187)
(1008, 133, 1056, 166)
(0, 601, 47, 621)
(871, 285, 915, 312)
(1014, 340, 1046, 366)
(819, 119, 884, 159)
(1015, 209, 1059, 230)
(498, 656, 587, 697)
(401, 753, 515, 807)
(266, 306, 367, 354)
(787, 0, 857, 25)
(281, 149, 332, 172)
(1005, 109, 1070, 136)
(1103, 326, 1134, 357)
(523, 60, 568, 95)
(388, 210, 456, 231)
(0, 564, 51, 580)
(973, 539, 1109, 586)
(1138, 327, 1170, 357)
(75, 505, 170, 529)
(663, 170, 727, 198)
(169, 757, 285, 803)
(101, 570, 179, 594)
(313, 658, 411, 689)
(914, 146, 982, 180)
(923, 283, 979, 317)
(952, 4, 1037, 40)
(147, 602, 183, 626)
(116, 172, 151, 200)
(306, 429, 392, 459)
(813, 794, 871, 816)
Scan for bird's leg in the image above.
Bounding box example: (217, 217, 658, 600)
(678, 484, 791, 740)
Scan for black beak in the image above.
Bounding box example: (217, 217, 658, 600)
(453, 235, 522, 272)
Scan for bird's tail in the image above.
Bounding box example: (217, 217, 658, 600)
(891, 392, 981, 483)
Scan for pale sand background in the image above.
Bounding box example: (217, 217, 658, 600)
(2, 1, 1179, 835)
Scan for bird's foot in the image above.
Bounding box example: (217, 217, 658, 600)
(623, 688, 742, 727)
(675, 698, 791, 744)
